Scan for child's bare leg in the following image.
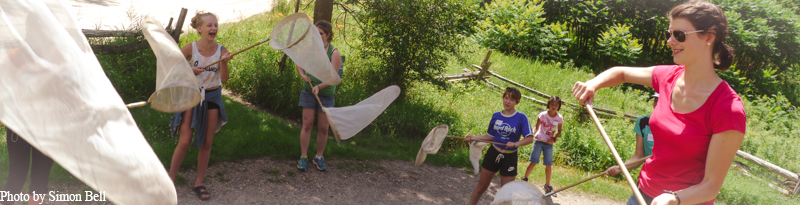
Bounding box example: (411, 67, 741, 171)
(500, 176, 515, 186)
(196, 109, 218, 187)
(469, 168, 496, 205)
(169, 110, 194, 181)
(545, 165, 552, 186)
(315, 111, 329, 157)
(524, 163, 537, 178)
(299, 108, 316, 157)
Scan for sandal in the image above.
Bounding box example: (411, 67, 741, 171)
(192, 185, 211, 201)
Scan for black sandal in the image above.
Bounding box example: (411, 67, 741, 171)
(192, 185, 211, 201)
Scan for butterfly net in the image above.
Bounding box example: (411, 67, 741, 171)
(0, 0, 176, 204)
(491, 181, 545, 205)
(270, 13, 341, 86)
(141, 17, 201, 113)
(322, 85, 400, 141)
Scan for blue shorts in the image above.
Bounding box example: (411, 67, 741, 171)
(298, 88, 335, 112)
(529, 141, 553, 166)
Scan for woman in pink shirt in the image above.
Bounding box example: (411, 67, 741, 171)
(571, 1, 746, 205)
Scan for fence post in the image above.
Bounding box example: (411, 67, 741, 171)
(171, 8, 188, 43)
(476, 49, 493, 80)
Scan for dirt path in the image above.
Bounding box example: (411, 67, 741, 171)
(171, 157, 622, 205)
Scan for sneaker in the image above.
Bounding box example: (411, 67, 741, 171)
(313, 157, 327, 171)
(544, 185, 556, 197)
(297, 156, 308, 171)
(522, 177, 528, 182)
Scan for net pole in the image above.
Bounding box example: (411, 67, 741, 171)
(586, 104, 646, 205)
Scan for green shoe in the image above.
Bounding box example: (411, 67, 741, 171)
(297, 156, 308, 171)
(313, 157, 327, 171)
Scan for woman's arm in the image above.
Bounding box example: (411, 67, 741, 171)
(220, 47, 231, 83)
(296, 65, 311, 83)
(313, 50, 342, 90)
(606, 134, 647, 176)
(180, 43, 203, 75)
(572, 66, 655, 105)
(651, 130, 745, 205)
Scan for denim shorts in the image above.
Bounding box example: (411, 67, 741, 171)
(529, 141, 553, 166)
(298, 88, 335, 112)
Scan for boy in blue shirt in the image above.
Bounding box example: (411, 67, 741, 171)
(464, 87, 535, 205)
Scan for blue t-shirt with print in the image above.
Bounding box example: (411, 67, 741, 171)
(633, 115, 655, 156)
(487, 111, 534, 151)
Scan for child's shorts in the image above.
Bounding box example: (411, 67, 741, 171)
(481, 147, 519, 177)
(530, 141, 553, 166)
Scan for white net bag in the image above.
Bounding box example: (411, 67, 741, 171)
(0, 0, 176, 204)
(323, 85, 401, 141)
(470, 141, 490, 174)
(270, 13, 341, 86)
(415, 124, 449, 166)
(491, 181, 545, 205)
(140, 17, 201, 113)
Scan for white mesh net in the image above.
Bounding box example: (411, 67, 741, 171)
(270, 13, 341, 86)
(322, 85, 401, 141)
(141, 17, 201, 113)
(415, 125, 449, 166)
(470, 141, 490, 174)
(491, 181, 545, 205)
(0, 0, 176, 204)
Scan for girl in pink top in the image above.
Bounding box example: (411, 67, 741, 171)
(571, 1, 746, 205)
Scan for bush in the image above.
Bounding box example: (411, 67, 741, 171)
(596, 23, 642, 66)
(719, 0, 800, 105)
(353, 0, 478, 92)
(474, 0, 571, 63)
(94, 39, 158, 103)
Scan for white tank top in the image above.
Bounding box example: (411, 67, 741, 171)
(190, 42, 222, 90)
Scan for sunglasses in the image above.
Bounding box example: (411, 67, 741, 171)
(664, 30, 704, 42)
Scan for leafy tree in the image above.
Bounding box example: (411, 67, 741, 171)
(353, 0, 478, 92)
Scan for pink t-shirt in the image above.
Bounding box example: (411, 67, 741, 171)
(535, 111, 563, 141)
(639, 65, 747, 204)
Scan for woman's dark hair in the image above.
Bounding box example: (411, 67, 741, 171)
(669, 0, 734, 71)
(315, 20, 334, 43)
(548, 96, 562, 111)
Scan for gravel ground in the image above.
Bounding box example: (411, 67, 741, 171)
(171, 157, 623, 205)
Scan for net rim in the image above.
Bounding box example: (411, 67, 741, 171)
(269, 13, 312, 50)
(147, 85, 201, 113)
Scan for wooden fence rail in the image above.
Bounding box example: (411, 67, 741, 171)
(84, 8, 187, 55)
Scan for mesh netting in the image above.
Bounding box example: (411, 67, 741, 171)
(415, 125, 449, 166)
(270, 13, 340, 86)
(470, 141, 490, 174)
(322, 85, 401, 141)
(491, 181, 545, 205)
(0, 0, 176, 204)
(141, 17, 201, 113)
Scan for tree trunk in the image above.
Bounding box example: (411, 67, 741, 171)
(313, 0, 334, 23)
